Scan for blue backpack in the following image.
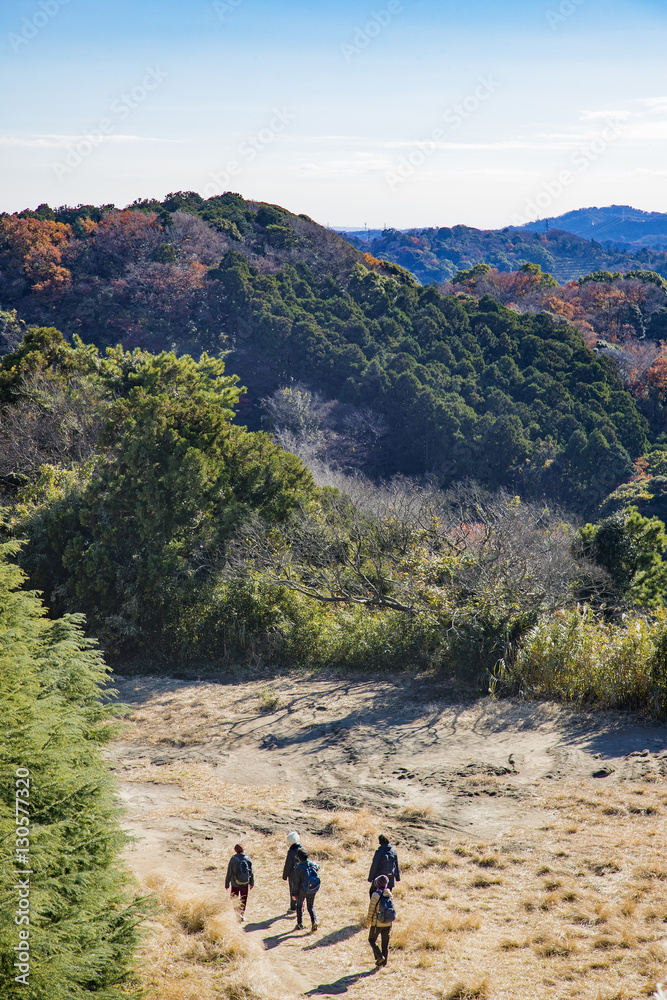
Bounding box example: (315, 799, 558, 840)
(233, 855, 251, 885)
(376, 892, 396, 923)
(300, 861, 321, 895)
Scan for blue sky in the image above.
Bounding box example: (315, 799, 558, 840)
(1, 0, 666, 228)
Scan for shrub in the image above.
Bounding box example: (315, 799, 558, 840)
(507, 605, 667, 713)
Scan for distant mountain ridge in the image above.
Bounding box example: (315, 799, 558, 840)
(519, 205, 667, 248)
(342, 223, 667, 286)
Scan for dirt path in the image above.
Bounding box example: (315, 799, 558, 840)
(109, 673, 667, 999)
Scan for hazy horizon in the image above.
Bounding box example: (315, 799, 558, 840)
(2, 0, 667, 229)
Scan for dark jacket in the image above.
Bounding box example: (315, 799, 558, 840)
(282, 843, 300, 886)
(368, 845, 400, 886)
(294, 859, 319, 896)
(225, 852, 254, 889)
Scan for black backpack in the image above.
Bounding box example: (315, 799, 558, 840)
(379, 850, 396, 877)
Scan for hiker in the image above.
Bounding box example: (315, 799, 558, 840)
(282, 830, 301, 912)
(366, 874, 395, 967)
(367, 834, 400, 895)
(225, 843, 254, 922)
(293, 847, 320, 932)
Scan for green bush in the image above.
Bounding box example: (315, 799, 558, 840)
(163, 578, 323, 666)
(506, 605, 667, 713)
(311, 604, 442, 672)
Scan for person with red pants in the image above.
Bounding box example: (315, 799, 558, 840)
(225, 843, 254, 921)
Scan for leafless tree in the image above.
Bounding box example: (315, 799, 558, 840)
(169, 211, 232, 266)
(0, 371, 105, 490)
(438, 481, 581, 612)
(222, 474, 584, 619)
(261, 385, 388, 473)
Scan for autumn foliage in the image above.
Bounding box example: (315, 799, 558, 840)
(0, 216, 72, 292)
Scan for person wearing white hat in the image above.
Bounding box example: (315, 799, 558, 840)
(282, 831, 301, 912)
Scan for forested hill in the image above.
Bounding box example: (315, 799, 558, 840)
(343, 225, 667, 286)
(0, 191, 659, 516)
(0, 191, 375, 352)
(520, 205, 667, 249)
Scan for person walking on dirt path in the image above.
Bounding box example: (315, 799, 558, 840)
(225, 843, 254, 922)
(367, 834, 400, 896)
(282, 830, 301, 912)
(293, 848, 320, 932)
(366, 874, 395, 967)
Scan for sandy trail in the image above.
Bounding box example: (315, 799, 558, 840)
(108, 673, 667, 998)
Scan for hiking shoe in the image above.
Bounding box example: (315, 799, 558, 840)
(295, 923, 303, 930)
(311, 921, 318, 931)
(375, 958, 384, 968)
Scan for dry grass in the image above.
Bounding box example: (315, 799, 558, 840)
(115, 676, 667, 1000)
(133, 870, 322, 1000)
(319, 808, 380, 849)
(131, 788, 667, 999)
(399, 804, 435, 821)
(440, 980, 489, 1000)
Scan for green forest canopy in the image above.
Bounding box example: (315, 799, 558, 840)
(0, 193, 659, 511)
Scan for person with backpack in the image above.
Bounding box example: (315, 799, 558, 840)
(366, 874, 395, 967)
(225, 843, 254, 921)
(282, 830, 301, 912)
(367, 834, 400, 896)
(293, 847, 320, 932)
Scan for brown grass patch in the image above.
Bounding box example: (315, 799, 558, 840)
(471, 875, 502, 888)
(440, 980, 489, 999)
(399, 805, 434, 821)
(319, 808, 379, 848)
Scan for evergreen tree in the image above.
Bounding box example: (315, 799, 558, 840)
(17, 351, 314, 657)
(576, 506, 667, 608)
(0, 542, 141, 999)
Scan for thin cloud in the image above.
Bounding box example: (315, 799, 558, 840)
(579, 109, 634, 121)
(629, 96, 667, 112)
(0, 135, 178, 149)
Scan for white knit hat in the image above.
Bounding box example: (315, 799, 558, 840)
(286, 831, 300, 845)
